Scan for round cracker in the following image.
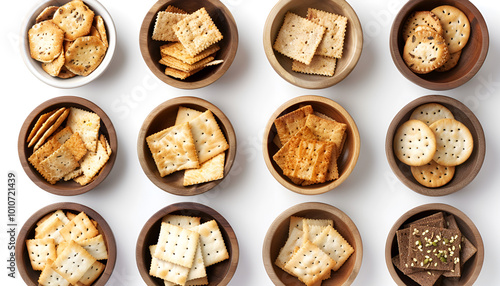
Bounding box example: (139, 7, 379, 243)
(52, 0, 94, 41)
(403, 29, 449, 74)
(35, 6, 59, 23)
(28, 20, 64, 63)
(65, 36, 106, 76)
(410, 103, 455, 126)
(393, 119, 437, 166)
(429, 118, 473, 166)
(402, 11, 443, 40)
(411, 160, 455, 188)
(431, 5, 470, 54)
(436, 50, 462, 72)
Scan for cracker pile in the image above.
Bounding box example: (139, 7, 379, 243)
(25, 210, 109, 286)
(392, 212, 477, 286)
(402, 5, 470, 74)
(27, 107, 111, 186)
(393, 103, 473, 188)
(151, 6, 224, 80)
(273, 8, 347, 77)
(28, 0, 109, 78)
(146, 106, 228, 186)
(275, 216, 354, 286)
(149, 214, 229, 285)
(272, 105, 347, 185)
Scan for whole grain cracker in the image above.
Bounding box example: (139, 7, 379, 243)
(284, 137, 333, 184)
(36, 6, 59, 23)
(28, 107, 66, 148)
(175, 106, 203, 125)
(411, 160, 455, 188)
(28, 20, 64, 63)
(307, 8, 348, 58)
(305, 113, 346, 153)
(29, 137, 61, 170)
(53, 0, 94, 41)
(273, 12, 326, 65)
(34, 108, 70, 150)
(65, 35, 106, 76)
(312, 225, 354, 271)
(65, 107, 100, 152)
(410, 103, 455, 126)
(189, 110, 229, 164)
(42, 51, 65, 77)
(160, 55, 215, 72)
(274, 105, 314, 145)
(58, 65, 77, 79)
(78, 260, 105, 285)
(392, 256, 443, 286)
(38, 145, 80, 184)
(184, 152, 225, 186)
(292, 56, 337, 76)
(402, 11, 443, 40)
(161, 42, 220, 65)
(63, 167, 83, 181)
(26, 238, 57, 271)
(53, 240, 96, 285)
(403, 29, 450, 74)
(154, 223, 199, 268)
(152, 11, 187, 42)
(189, 220, 229, 267)
(431, 5, 470, 53)
(393, 119, 437, 166)
(59, 212, 99, 242)
(436, 50, 462, 72)
(429, 118, 473, 166)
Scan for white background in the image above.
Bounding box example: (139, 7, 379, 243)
(1, 0, 499, 285)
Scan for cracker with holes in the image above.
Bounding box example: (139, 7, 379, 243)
(307, 8, 348, 59)
(161, 42, 220, 65)
(429, 118, 473, 166)
(53, 0, 94, 41)
(402, 11, 443, 40)
(35, 215, 65, 244)
(409, 103, 455, 126)
(59, 212, 99, 242)
(303, 220, 328, 243)
(393, 119, 437, 166)
(79, 260, 105, 285)
(38, 258, 71, 286)
(78, 234, 108, 260)
(65, 35, 106, 76)
(403, 29, 450, 74)
(28, 20, 65, 63)
(154, 222, 200, 268)
(65, 107, 101, 152)
(436, 50, 462, 72)
(162, 214, 201, 228)
(152, 11, 187, 42)
(52, 240, 97, 284)
(175, 106, 203, 125)
(189, 110, 229, 164)
(190, 220, 229, 267)
(288, 216, 333, 235)
(275, 227, 304, 269)
(274, 105, 314, 145)
(184, 152, 225, 186)
(149, 244, 190, 284)
(292, 55, 337, 76)
(313, 225, 355, 271)
(38, 145, 80, 184)
(77, 138, 109, 182)
(431, 5, 470, 54)
(26, 238, 57, 271)
(411, 160, 455, 188)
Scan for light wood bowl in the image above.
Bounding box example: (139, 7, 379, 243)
(263, 202, 362, 285)
(16, 202, 117, 286)
(385, 95, 485, 196)
(136, 202, 239, 285)
(385, 203, 484, 286)
(263, 95, 360, 195)
(139, 0, 238, 89)
(20, 0, 116, 89)
(137, 96, 236, 195)
(263, 0, 363, 89)
(390, 0, 489, 90)
(18, 96, 118, 196)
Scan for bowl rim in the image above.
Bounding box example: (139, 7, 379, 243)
(262, 95, 360, 195)
(262, 201, 363, 286)
(15, 202, 117, 286)
(389, 0, 489, 91)
(137, 96, 237, 196)
(385, 203, 484, 286)
(17, 95, 118, 196)
(139, 0, 239, 90)
(135, 202, 239, 286)
(263, 0, 363, 89)
(385, 94, 485, 196)
(20, 0, 117, 89)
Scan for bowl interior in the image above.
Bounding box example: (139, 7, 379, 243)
(16, 202, 116, 286)
(385, 95, 485, 196)
(18, 96, 117, 196)
(136, 202, 238, 286)
(264, 96, 360, 194)
(139, 0, 238, 89)
(137, 97, 236, 196)
(264, 0, 363, 89)
(390, 0, 488, 90)
(21, 0, 116, 88)
(386, 204, 483, 286)
(264, 202, 362, 285)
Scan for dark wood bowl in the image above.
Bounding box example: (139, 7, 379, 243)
(385, 203, 484, 286)
(136, 202, 239, 285)
(137, 96, 236, 195)
(16, 202, 117, 286)
(389, 0, 489, 90)
(263, 95, 360, 195)
(262, 202, 362, 285)
(18, 96, 118, 196)
(139, 0, 238, 89)
(385, 95, 485, 196)
(263, 0, 363, 89)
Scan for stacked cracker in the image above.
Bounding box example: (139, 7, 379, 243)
(146, 106, 228, 186)
(149, 214, 229, 285)
(393, 103, 473, 188)
(28, 107, 111, 186)
(28, 0, 109, 78)
(25, 210, 109, 286)
(273, 8, 348, 77)
(152, 6, 223, 80)
(275, 216, 354, 286)
(402, 5, 470, 74)
(392, 212, 477, 286)
(272, 105, 347, 185)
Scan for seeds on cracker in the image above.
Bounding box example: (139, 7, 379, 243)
(402, 11, 443, 40)
(65, 35, 107, 76)
(403, 28, 450, 74)
(28, 20, 65, 63)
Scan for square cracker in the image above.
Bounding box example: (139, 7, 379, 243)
(38, 259, 71, 286)
(307, 8, 348, 59)
(189, 110, 229, 164)
(37, 209, 70, 226)
(38, 145, 80, 184)
(292, 55, 337, 76)
(312, 225, 354, 271)
(186, 242, 207, 281)
(154, 222, 199, 268)
(152, 11, 187, 42)
(78, 260, 105, 285)
(305, 114, 346, 152)
(273, 12, 326, 65)
(66, 107, 101, 152)
(275, 227, 304, 269)
(162, 214, 201, 228)
(78, 234, 108, 260)
(160, 54, 215, 72)
(64, 35, 106, 76)
(184, 152, 225, 186)
(51, 126, 73, 144)
(164, 66, 204, 80)
(274, 105, 314, 145)
(26, 238, 57, 271)
(284, 138, 334, 184)
(146, 122, 199, 177)
(303, 221, 327, 243)
(165, 5, 187, 14)
(53, 240, 96, 285)
(79, 138, 109, 180)
(190, 220, 229, 267)
(175, 106, 203, 125)
(63, 132, 88, 161)
(35, 216, 65, 245)
(149, 245, 190, 284)
(161, 42, 220, 65)
(288, 216, 333, 235)
(392, 256, 443, 286)
(173, 8, 223, 56)
(59, 212, 99, 243)
(28, 137, 61, 171)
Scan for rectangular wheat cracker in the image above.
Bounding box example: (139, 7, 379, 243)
(27, 110, 56, 143)
(34, 108, 70, 150)
(78, 234, 108, 260)
(160, 55, 215, 72)
(38, 145, 80, 184)
(152, 11, 188, 42)
(283, 138, 333, 183)
(65, 107, 101, 152)
(38, 259, 71, 286)
(78, 260, 105, 285)
(28, 107, 66, 148)
(275, 227, 304, 269)
(307, 8, 348, 59)
(274, 105, 314, 145)
(149, 245, 190, 284)
(162, 214, 201, 228)
(288, 216, 333, 235)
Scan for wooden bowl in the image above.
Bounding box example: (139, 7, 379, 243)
(18, 96, 118, 196)
(263, 0, 363, 89)
(136, 202, 239, 285)
(263, 202, 362, 285)
(389, 0, 489, 90)
(385, 95, 485, 196)
(139, 0, 238, 89)
(16, 202, 117, 286)
(263, 95, 360, 195)
(20, 0, 116, 89)
(137, 96, 236, 195)
(385, 203, 484, 286)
